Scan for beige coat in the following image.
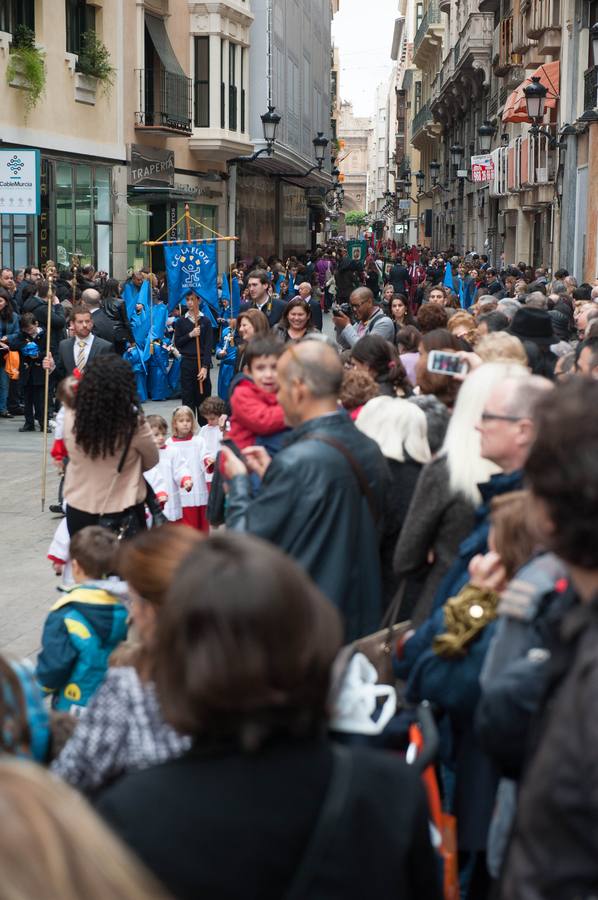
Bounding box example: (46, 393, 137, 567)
(63, 408, 159, 514)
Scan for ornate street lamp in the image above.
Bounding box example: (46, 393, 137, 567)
(312, 132, 329, 169)
(428, 162, 440, 186)
(478, 121, 495, 154)
(260, 105, 281, 148)
(523, 76, 547, 125)
(449, 144, 464, 168)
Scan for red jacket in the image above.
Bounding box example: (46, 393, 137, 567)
(229, 379, 286, 450)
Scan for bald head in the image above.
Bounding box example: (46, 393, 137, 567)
(81, 288, 101, 309)
(279, 341, 343, 400)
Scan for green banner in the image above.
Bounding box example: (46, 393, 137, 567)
(347, 239, 367, 262)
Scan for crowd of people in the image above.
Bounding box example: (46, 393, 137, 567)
(1, 240, 598, 899)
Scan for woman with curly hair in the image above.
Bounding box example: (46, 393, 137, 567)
(351, 334, 413, 397)
(63, 355, 159, 537)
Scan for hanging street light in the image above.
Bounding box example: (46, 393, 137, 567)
(478, 121, 495, 154)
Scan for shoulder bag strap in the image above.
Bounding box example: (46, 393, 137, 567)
(285, 744, 352, 900)
(301, 432, 378, 520)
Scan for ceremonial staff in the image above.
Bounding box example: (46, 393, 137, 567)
(71, 254, 80, 305)
(185, 203, 203, 396)
(40, 273, 54, 512)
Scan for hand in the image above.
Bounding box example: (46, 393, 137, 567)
(52, 561, 64, 576)
(42, 353, 55, 372)
(453, 351, 481, 381)
(219, 445, 248, 479)
(468, 551, 507, 593)
(218, 414, 228, 433)
(182, 477, 193, 492)
(189, 326, 201, 338)
(198, 367, 207, 383)
(204, 456, 215, 471)
(332, 313, 350, 329)
(135, 303, 143, 314)
(241, 446, 272, 480)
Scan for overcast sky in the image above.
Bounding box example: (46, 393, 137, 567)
(332, 0, 399, 117)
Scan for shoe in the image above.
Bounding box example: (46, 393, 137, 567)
(49, 504, 65, 515)
(18, 424, 35, 432)
(0, 411, 13, 418)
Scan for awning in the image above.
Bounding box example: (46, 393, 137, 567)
(502, 61, 560, 124)
(145, 14, 186, 78)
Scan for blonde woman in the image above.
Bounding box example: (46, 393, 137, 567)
(0, 759, 169, 900)
(393, 363, 528, 624)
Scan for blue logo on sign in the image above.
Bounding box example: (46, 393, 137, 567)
(7, 155, 23, 177)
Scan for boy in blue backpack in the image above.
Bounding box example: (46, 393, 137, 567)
(36, 526, 128, 716)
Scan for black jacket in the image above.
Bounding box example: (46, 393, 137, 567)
(335, 257, 361, 302)
(174, 314, 213, 368)
(387, 265, 411, 295)
(226, 411, 390, 641)
(14, 329, 46, 387)
(90, 308, 117, 345)
(238, 298, 286, 327)
(97, 737, 440, 900)
(102, 297, 133, 343)
(56, 334, 114, 379)
(500, 593, 598, 900)
(22, 295, 66, 353)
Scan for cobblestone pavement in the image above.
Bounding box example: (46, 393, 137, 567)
(0, 398, 180, 662)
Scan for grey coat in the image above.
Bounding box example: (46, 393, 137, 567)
(393, 455, 476, 625)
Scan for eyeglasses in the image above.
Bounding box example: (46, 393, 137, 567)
(480, 412, 523, 423)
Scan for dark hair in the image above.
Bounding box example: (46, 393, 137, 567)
(396, 324, 422, 353)
(0, 288, 13, 321)
(351, 334, 412, 395)
(247, 269, 270, 286)
(280, 297, 313, 331)
(575, 336, 598, 369)
(19, 312, 37, 329)
(409, 395, 450, 454)
(101, 278, 121, 299)
(74, 355, 139, 458)
(71, 303, 93, 319)
(155, 533, 342, 748)
(417, 329, 466, 408)
(146, 414, 168, 433)
(69, 526, 118, 579)
(525, 379, 598, 567)
(573, 286, 592, 301)
(244, 337, 284, 370)
(20, 283, 38, 304)
(417, 303, 448, 334)
(199, 396, 226, 418)
(522, 341, 557, 379)
(478, 311, 510, 333)
(554, 268, 569, 279)
(339, 368, 379, 411)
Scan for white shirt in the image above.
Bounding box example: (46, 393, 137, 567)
(73, 332, 95, 369)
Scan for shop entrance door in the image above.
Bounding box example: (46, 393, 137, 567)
(149, 203, 168, 271)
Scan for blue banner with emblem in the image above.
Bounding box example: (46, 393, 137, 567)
(164, 242, 219, 314)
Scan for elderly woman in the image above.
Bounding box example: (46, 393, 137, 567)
(97, 533, 440, 900)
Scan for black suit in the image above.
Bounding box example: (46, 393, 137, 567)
(90, 308, 117, 346)
(302, 295, 323, 331)
(56, 334, 114, 379)
(239, 298, 286, 328)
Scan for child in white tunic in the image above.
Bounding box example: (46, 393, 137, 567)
(166, 406, 210, 531)
(146, 415, 192, 523)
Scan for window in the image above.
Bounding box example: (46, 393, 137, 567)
(55, 162, 112, 268)
(240, 47, 246, 132)
(229, 42, 237, 130)
(65, 0, 95, 55)
(416, 2, 424, 30)
(0, 0, 34, 35)
(220, 39, 225, 129)
(194, 36, 209, 128)
(414, 81, 422, 115)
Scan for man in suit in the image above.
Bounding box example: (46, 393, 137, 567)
(82, 288, 117, 347)
(296, 281, 323, 331)
(43, 304, 113, 379)
(239, 270, 286, 327)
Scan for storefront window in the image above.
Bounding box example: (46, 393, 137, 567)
(175, 202, 217, 240)
(56, 163, 74, 269)
(53, 161, 112, 269)
(127, 206, 150, 272)
(75, 165, 92, 265)
(1, 214, 35, 270)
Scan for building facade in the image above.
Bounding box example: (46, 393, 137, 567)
(337, 100, 370, 213)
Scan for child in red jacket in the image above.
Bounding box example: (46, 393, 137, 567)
(228, 338, 287, 451)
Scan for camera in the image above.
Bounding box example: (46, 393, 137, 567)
(331, 302, 352, 319)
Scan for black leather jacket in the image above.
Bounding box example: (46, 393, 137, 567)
(226, 411, 390, 641)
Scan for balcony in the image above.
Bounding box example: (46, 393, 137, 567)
(584, 67, 598, 115)
(527, 0, 560, 40)
(411, 102, 441, 150)
(412, 103, 432, 139)
(453, 12, 494, 84)
(135, 68, 192, 135)
(413, 2, 443, 68)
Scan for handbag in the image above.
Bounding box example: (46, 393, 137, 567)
(97, 428, 142, 541)
(4, 350, 19, 380)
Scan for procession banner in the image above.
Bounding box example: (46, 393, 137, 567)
(347, 239, 367, 262)
(122, 279, 151, 346)
(164, 242, 219, 313)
